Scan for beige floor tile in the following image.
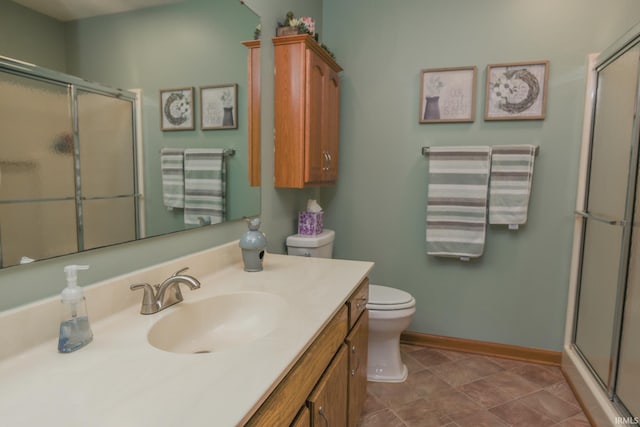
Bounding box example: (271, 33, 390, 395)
(517, 390, 581, 422)
(427, 355, 505, 387)
(358, 408, 407, 427)
(489, 400, 557, 426)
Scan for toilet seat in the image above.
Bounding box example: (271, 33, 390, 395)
(367, 285, 416, 311)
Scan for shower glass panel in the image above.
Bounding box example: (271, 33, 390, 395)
(0, 72, 77, 266)
(616, 159, 640, 416)
(0, 73, 75, 201)
(0, 201, 77, 265)
(82, 198, 137, 250)
(76, 90, 137, 249)
(574, 45, 640, 387)
(77, 90, 135, 197)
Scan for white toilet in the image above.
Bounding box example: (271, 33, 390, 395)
(286, 229, 416, 383)
(366, 284, 416, 382)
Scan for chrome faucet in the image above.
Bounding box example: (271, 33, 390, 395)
(130, 267, 201, 314)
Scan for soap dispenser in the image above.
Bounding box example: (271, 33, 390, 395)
(58, 265, 93, 353)
(239, 217, 267, 272)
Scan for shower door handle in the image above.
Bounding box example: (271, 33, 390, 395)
(575, 210, 627, 226)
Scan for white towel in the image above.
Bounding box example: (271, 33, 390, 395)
(489, 145, 536, 226)
(160, 148, 184, 209)
(426, 146, 492, 259)
(184, 148, 226, 225)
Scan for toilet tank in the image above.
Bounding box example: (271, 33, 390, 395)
(286, 229, 335, 258)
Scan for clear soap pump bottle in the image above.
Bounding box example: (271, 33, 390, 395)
(58, 265, 93, 353)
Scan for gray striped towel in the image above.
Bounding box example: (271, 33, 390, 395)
(161, 148, 185, 209)
(426, 146, 492, 259)
(184, 148, 226, 225)
(489, 145, 536, 226)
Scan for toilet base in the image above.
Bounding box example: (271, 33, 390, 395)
(367, 363, 408, 383)
(366, 306, 415, 383)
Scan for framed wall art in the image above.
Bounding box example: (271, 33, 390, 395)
(419, 66, 477, 123)
(160, 87, 194, 131)
(485, 60, 549, 121)
(200, 84, 238, 130)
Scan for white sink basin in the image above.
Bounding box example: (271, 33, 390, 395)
(147, 292, 288, 354)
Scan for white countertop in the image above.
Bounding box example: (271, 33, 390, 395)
(0, 252, 373, 427)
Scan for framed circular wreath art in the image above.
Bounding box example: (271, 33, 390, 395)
(485, 60, 549, 121)
(160, 87, 195, 130)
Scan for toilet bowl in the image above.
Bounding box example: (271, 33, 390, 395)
(285, 230, 416, 383)
(366, 284, 416, 383)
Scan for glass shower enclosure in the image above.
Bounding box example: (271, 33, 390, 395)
(0, 57, 139, 268)
(568, 25, 640, 424)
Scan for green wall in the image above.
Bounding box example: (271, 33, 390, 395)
(0, 0, 66, 71)
(320, 0, 640, 351)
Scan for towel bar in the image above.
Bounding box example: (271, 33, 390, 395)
(421, 145, 539, 156)
(159, 148, 235, 157)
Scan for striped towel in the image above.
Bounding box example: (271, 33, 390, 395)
(184, 148, 226, 225)
(161, 148, 185, 209)
(489, 145, 536, 226)
(426, 146, 492, 259)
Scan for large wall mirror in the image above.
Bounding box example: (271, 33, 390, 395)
(0, 0, 260, 269)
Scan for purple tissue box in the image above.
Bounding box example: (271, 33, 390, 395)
(298, 211, 324, 235)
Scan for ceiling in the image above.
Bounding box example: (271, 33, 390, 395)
(12, 0, 185, 22)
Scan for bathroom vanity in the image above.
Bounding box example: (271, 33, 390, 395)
(0, 242, 373, 426)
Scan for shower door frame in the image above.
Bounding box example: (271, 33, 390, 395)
(0, 56, 141, 261)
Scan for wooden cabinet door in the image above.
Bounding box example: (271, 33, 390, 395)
(244, 41, 261, 187)
(323, 67, 340, 183)
(346, 312, 368, 427)
(291, 406, 311, 427)
(308, 344, 349, 426)
(304, 48, 327, 184)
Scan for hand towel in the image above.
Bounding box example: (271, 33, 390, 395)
(160, 148, 185, 209)
(489, 145, 536, 226)
(184, 148, 226, 225)
(426, 146, 492, 259)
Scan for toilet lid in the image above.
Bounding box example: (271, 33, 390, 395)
(367, 285, 415, 311)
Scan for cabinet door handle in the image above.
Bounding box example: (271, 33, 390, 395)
(319, 406, 329, 426)
(355, 296, 367, 311)
(322, 152, 330, 171)
(351, 344, 360, 376)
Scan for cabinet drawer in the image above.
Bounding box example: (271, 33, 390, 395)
(347, 278, 369, 328)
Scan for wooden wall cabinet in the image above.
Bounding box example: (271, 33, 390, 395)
(273, 35, 343, 188)
(246, 278, 369, 426)
(242, 40, 261, 187)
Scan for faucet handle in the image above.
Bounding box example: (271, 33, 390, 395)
(130, 283, 158, 315)
(172, 267, 190, 276)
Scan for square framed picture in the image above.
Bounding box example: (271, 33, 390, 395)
(485, 60, 549, 120)
(420, 66, 477, 123)
(200, 84, 238, 130)
(160, 87, 194, 131)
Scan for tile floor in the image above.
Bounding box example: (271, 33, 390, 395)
(358, 344, 591, 427)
